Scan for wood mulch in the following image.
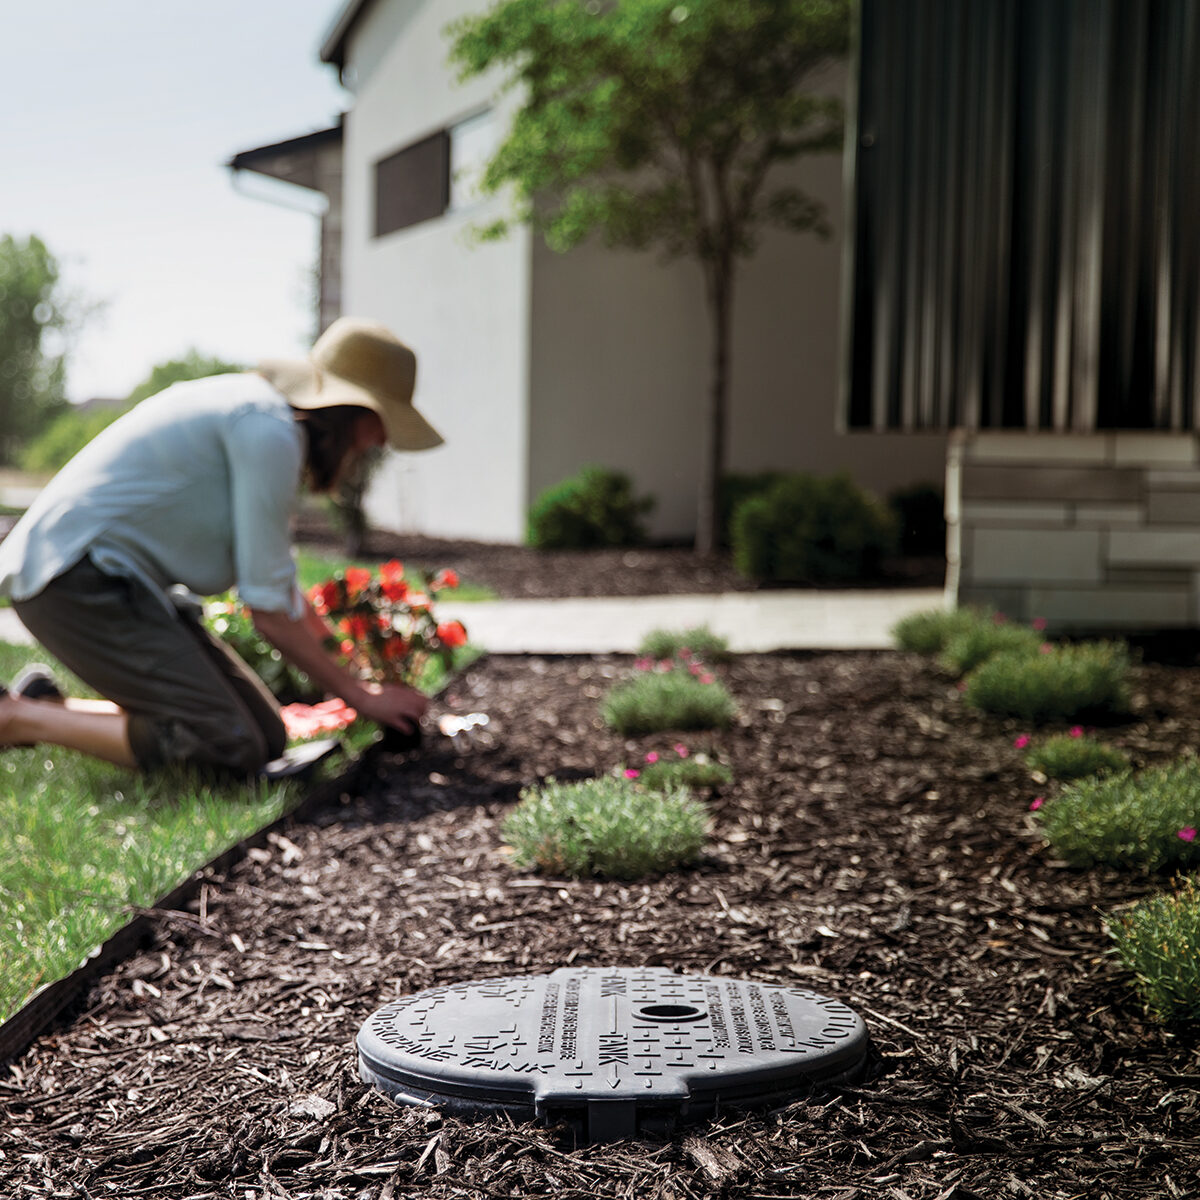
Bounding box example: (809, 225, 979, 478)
(5, 632, 1200, 1197)
(3, 535, 1199, 1197)
(293, 515, 947, 598)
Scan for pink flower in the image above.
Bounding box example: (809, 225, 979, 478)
(674, 743, 689, 757)
(623, 768, 640, 779)
(1178, 827, 1197, 843)
(679, 647, 693, 660)
(1032, 617, 1047, 631)
(1013, 735, 1030, 749)
(634, 657, 653, 671)
(700, 673, 715, 685)
(1069, 726, 1083, 739)
(645, 751, 659, 763)
(658, 659, 674, 672)
(1040, 643, 1053, 654)
(1030, 797, 1044, 811)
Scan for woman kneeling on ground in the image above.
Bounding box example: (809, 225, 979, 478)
(0, 317, 441, 775)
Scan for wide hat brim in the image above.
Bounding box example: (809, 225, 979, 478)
(257, 358, 445, 452)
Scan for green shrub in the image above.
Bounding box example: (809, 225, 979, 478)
(938, 621, 1043, 677)
(1106, 876, 1200, 1022)
(502, 776, 709, 879)
(638, 625, 731, 665)
(891, 606, 981, 655)
(1025, 733, 1130, 781)
(636, 756, 732, 793)
(526, 465, 654, 549)
(719, 472, 785, 547)
(1037, 759, 1200, 870)
(730, 471, 897, 583)
(602, 669, 736, 736)
(964, 642, 1131, 724)
(887, 482, 946, 556)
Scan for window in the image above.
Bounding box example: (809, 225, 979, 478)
(373, 110, 499, 237)
(374, 130, 450, 237)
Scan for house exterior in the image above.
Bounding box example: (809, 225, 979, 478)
(844, 0, 1200, 631)
(233, 0, 947, 546)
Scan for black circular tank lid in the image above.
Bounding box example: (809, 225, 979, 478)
(357, 966, 869, 1142)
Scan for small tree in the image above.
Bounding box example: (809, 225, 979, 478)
(0, 234, 81, 463)
(448, 0, 850, 553)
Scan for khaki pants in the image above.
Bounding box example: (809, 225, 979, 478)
(14, 557, 286, 775)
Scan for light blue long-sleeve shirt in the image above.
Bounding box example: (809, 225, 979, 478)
(0, 372, 306, 618)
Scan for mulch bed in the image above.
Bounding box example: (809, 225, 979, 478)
(293, 513, 947, 598)
(5, 645, 1200, 1198)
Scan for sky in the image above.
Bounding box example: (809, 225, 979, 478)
(3, 0, 352, 403)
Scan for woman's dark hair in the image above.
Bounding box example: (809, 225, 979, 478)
(292, 404, 369, 493)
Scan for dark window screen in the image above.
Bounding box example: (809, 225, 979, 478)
(374, 130, 450, 237)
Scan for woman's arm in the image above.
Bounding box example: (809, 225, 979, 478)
(249, 600, 428, 732)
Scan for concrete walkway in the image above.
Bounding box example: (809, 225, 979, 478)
(434, 587, 945, 653)
(0, 588, 945, 656)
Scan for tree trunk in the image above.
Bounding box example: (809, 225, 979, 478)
(696, 257, 733, 555)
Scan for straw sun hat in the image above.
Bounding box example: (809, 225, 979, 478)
(257, 317, 444, 451)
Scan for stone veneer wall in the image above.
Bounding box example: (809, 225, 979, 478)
(946, 430, 1200, 632)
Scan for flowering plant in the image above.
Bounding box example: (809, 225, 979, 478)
(309, 559, 467, 688)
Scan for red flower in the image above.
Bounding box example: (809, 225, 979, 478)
(381, 636, 410, 662)
(316, 580, 341, 613)
(381, 575, 409, 603)
(432, 568, 459, 591)
(344, 566, 372, 597)
(437, 620, 467, 647)
(380, 558, 405, 581)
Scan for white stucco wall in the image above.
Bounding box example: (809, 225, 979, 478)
(340, 0, 531, 541)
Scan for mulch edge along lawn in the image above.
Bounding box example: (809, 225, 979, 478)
(0, 753, 363, 1068)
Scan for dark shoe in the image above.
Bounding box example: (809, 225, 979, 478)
(12, 664, 65, 703)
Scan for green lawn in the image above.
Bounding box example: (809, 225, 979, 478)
(0, 641, 302, 1023)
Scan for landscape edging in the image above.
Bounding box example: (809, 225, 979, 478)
(0, 755, 364, 1069)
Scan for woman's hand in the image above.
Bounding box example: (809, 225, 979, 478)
(352, 681, 428, 733)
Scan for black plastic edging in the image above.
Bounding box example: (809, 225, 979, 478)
(0, 660, 483, 1070)
(0, 763, 360, 1069)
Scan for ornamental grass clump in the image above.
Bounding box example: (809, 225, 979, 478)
(502, 776, 709, 880)
(627, 745, 733, 793)
(891, 605, 992, 656)
(602, 666, 736, 735)
(1106, 876, 1200, 1022)
(1023, 731, 1130, 781)
(964, 641, 1131, 724)
(1036, 759, 1200, 871)
(938, 620, 1043, 677)
(638, 625, 732, 665)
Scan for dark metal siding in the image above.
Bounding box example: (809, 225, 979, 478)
(844, 0, 1200, 432)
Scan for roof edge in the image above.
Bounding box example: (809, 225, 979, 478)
(320, 0, 374, 69)
(228, 121, 344, 173)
